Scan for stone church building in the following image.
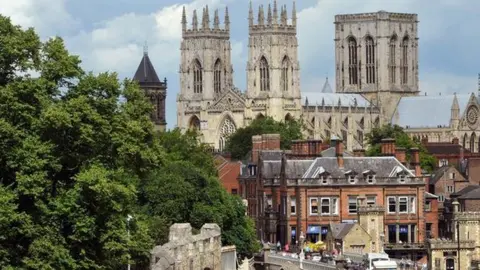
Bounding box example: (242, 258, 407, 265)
(173, 1, 480, 152)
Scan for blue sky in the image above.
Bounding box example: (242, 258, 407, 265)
(1, 0, 479, 128)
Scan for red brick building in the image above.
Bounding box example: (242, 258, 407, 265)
(214, 154, 241, 195)
(239, 134, 431, 261)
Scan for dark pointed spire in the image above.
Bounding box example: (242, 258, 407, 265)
(214, 9, 220, 29)
(134, 49, 161, 84)
(273, 0, 278, 25)
(192, 9, 198, 30)
(182, 6, 187, 32)
(249, 1, 254, 26)
(225, 6, 230, 31)
(143, 41, 148, 56)
(267, 3, 272, 25)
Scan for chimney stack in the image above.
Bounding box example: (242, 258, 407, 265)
(261, 134, 280, 150)
(395, 147, 407, 165)
(410, 147, 421, 176)
(381, 138, 395, 156)
(353, 149, 366, 157)
(335, 139, 344, 168)
(252, 135, 262, 164)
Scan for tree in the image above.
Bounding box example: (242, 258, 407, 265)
(226, 116, 303, 160)
(0, 15, 259, 268)
(365, 124, 436, 172)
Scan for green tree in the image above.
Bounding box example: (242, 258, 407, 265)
(226, 116, 303, 160)
(365, 124, 436, 172)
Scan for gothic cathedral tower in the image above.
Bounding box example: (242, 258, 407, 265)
(177, 6, 234, 130)
(334, 11, 419, 120)
(133, 46, 167, 131)
(246, 1, 301, 121)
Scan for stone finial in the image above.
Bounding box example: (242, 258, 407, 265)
(281, 5, 288, 25)
(258, 5, 265, 26)
(273, 0, 278, 24)
(225, 6, 230, 31)
(248, 1, 253, 26)
(192, 10, 198, 30)
(181, 6, 187, 32)
(202, 5, 210, 30)
(267, 3, 272, 25)
(213, 9, 220, 29)
(292, 1, 297, 26)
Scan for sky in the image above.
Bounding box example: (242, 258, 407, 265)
(1, 0, 479, 129)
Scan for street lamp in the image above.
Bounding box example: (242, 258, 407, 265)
(299, 231, 305, 270)
(127, 215, 133, 270)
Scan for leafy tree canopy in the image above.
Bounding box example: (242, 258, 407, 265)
(0, 15, 258, 269)
(226, 116, 303, 160)
(365, 124, 436, 172)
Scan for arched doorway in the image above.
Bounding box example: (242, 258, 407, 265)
(285, 113, 293, 122)
(256, 113, 265, 120)
(189, 115, 200, 131)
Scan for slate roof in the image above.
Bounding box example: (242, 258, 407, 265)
(429, 166, 450, 185)
(133, 52, 161, 83)
(261, 156, 413, 179)
(451, 185, 480, 199)
(425, 142, 471, 155)
(458, 187, 480, 200)
(321, 147, 353, 157)
(391, 94, 471, 128)
(302, 92, 372, 107)
(425, 192, 438, 199)
(330, 223, 355, 240)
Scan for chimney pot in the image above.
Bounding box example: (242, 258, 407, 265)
(381, 138, 396, 156)
(395, 147, 406, 165)
(353, 149, 366, 157)
(335, 139, 344, 168)
(410, 147, 421, 176)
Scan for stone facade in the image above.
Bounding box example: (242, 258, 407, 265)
(150, 223, 228, 270)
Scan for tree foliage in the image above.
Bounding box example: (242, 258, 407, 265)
(226, 116, 303, 160)
(0, 15, 258, 269)
(365, 124, 436, 172)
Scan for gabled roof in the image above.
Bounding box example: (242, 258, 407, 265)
(391, 94, 471, 128)
(451, 185, 480, 199)
(330, 223, 355, 240)
(133, 52, 161, 83)
(429, 166, 451, 185)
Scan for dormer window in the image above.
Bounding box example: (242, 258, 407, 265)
(318, 171, 331, 185)
(345, 170, 358, 184)
(363, 170, 376, 184)
(397, 173, 407, 183)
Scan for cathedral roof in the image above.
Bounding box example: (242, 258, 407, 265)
(391, 94, 472, 128)
(301, 92, 372, 107)
(321, 77, 333, 93)
(133, 51, 161, 84)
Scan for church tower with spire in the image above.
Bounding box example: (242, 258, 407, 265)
(246, 1, 301, 121)
(133, 44, 167, 131)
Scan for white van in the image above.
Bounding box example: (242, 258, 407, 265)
(363, 253, 391, 270)
(373, 260, 398, 269)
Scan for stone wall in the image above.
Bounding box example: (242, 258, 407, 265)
(150, 223, 225, 270)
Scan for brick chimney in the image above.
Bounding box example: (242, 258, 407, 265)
(335, 139, 344, 168)
(452, 137, 459, 145)
(410, 147, 421, 176)
(381, 138, 395, 156)
(261, 134, 281, 150)
(353, 149, 365, 157)
(395, 147, 406, 165)
(251, 135, 262, 164)
(290, 139, 323, 158)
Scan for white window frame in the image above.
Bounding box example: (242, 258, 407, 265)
(387, 196, 397, 213)
(366, 175, 375, 184)
(348, 196, 358, 214)
(367, 196, 376, 206)
(310, 198, 318, 215)
(320, 197, 331, 215)
(447, 186, 454, 193)
(348, 175, 357, 184)
(321, 175, 330, 185)
(398, 196, 408, 213)
(438, 194, 445, 202)
(425, 201, 431, 212)
(398, 174, 407, 183)
(332, 197, 339, 215)
(290, 197, 296, 215)
(409, 197, 416, 214)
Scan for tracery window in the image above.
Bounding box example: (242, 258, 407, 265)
(389, 36, 397, 84)
(365, 36, 375, 84)
(214, 59, 222, 94)
(348, 37, 358, 85)
(401, 37, 409, 84)
(259, 57, 270, 91)
(193, 59, 203, 93)
(281, 56, 289, 92)
(219, 117, 236, 151)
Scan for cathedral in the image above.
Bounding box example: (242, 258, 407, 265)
(171, 1, 480, 153)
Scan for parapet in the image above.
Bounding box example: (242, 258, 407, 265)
(358, 205, 385, 214)
(335, 11, 418, 24)
(455, 211, 480, 221)
(428, 238, 476, 250)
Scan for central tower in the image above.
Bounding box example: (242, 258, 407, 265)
(246, 1, 301, 121)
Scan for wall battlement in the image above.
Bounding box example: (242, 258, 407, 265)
(182, 6, 230, 39)
(335, 11, 418, 23)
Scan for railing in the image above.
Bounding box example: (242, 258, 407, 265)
(267, 254, 336, 270)
(262, 177, 425, 187)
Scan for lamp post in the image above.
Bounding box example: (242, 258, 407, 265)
(457, 219, 460, 270)
(127, 214, 133, 270)
(299, 231, 305, 270)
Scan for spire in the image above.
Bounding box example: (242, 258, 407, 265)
(273, 0, 278, 25)
(281, 5, 287, 25)
(225, 6, 230, 31)
(202, 6, 210, 30)
(214, 9, 220, 29)
(249, 1, 253, 26)
(192, 10, 198, 30)
(143, 41, 148, 56)
(292, 1, 297, 26)
(258, 5, 265, 26)
(267, 3, 272, 25)
(134, 50, 161, 84)
(182, 6, 187, 32)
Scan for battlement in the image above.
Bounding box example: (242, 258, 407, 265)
(455, 211, 480, 221)
(428, 238, 476, 250)
(335, 11, 418, 24)
(248, 1, 297, 35)
(358, 205, 385, 214)
(182, 5, 230, 39)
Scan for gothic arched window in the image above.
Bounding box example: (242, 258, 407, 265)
(463, 133, 467, 149)
(471, 133, 476, 153)
(389, 35, 397, 84)
(348, 37, 358, 85)
(259, 57, 270, 91)
(365, 36, 375, 84)
(401, 36, 409, 84)
(281, 56, 289, 92)
(219, 117, 236, 151)
(214, 59, 222, 94)
(193, 59, 203, 93)
(189, 115, 201, 131)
